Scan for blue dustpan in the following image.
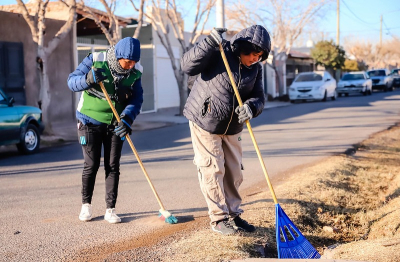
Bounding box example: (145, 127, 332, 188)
(276, 204, 321, 258)
(219, 45, 320, 259)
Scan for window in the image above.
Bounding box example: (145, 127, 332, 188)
(0, 92, 5, 102)
(295, 73, 323, 82)
(342, 74, 365, 80)
(367, 70, 385, 77)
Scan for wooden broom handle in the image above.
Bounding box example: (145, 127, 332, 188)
(99, 82, 166, 210)
(219, 44, 278, 204)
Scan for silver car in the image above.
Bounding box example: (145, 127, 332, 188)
(337, 71, 372, 96)
(367, 69, 394, 92)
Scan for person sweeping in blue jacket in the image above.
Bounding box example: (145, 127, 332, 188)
(181, 25, 271, 235)
(67, 37, 143, 224)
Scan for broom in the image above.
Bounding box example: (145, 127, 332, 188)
(219, 44, 320, 258)
(99, 81, 178, 224)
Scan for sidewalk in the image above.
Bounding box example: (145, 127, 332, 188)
(41, 101, 291, 144)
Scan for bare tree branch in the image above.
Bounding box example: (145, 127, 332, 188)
(79, 0, 122, 45)
(16, 0, 77, 134)
(143, 0, 215, 114)
(15, 0, 39, 42)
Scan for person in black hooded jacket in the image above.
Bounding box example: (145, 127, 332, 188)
(181, 25, 271, 235)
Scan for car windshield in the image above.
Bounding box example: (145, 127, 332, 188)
(367, 70, 385, 77)
(342, 74, 364, 81)
(295, 73, 323, 82)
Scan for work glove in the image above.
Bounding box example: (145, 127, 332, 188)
(235, 104, 253, 124)
(113, 116, 132, 139)
(205, 27, 227, 48)
(85, 67, 107, 86)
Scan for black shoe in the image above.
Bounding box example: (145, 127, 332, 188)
(231, 216, 256, 232)
(212, 219, 237, 235)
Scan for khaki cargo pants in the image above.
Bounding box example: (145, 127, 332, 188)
(189, 121, 244, 226)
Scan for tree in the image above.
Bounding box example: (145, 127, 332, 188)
(79, 0, 126, 45)
(345, 37, 400, 69)
(78, 0, 147, 43)
(128, 0, 146, 38)
(343, 59, 359, 72)
(137, 0, 215, 115)
(16, 0, 77, 134)
(226, 0, 331, 97)
(311, 40, 345, 74)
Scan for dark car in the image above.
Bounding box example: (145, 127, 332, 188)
(0, 87, 44, 154)
(391, 68, 400, 87)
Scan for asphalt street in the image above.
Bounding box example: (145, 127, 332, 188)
(0, 90, 399, 261)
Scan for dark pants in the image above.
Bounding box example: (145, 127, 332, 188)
(77, 122, 124, 209)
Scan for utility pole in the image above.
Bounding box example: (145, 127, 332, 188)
(336, 0, 340, 45)
(380, 14, 383, 47)
(216, 0, 225, 28)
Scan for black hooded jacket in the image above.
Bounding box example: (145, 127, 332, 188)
(181, 25, 271, 135)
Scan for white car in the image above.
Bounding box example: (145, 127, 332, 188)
(337, 71, 372, 96)
(288, 71, 337, 103)
(367, 69, 393, 92)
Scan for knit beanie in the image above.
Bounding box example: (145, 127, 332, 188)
(114, 37, 141, 62)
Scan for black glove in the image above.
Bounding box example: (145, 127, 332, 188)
(85, 68, 107, 86)
(113, 116, 132, 138)
(235, 104, 253, 124)
(205, 27, 227, 47)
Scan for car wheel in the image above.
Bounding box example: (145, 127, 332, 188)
(338, 93, 343, 97)
(17, 123, 40, 154)
(322, 90, 327, 101)
(331, 90, 337, 100)
(345, 93, 349, 97)
(290, 100, 296, 103)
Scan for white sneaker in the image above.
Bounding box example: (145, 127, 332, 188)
(79, 203, 92, 221)
(104, 208, 121, 224)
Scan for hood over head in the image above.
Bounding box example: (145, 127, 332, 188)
(230, 25, 271, 61)
(114, 37, 141, 62)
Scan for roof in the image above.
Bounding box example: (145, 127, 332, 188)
(0, 2, 131, 25)
(288, 49, 311, 59)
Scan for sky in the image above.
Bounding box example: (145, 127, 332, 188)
(3, 0, 400, 47)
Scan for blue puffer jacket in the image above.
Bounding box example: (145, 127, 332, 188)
(67, 38, 143, 126)
(181, 25, 271, 135)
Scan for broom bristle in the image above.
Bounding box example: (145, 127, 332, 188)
(275, 204, 320, 258)
(279, 239, 321, 258)
(158, 209, 178, 224)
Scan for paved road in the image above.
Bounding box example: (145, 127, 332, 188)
(1, 90, 399, 261)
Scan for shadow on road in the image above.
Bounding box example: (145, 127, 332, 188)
(1, 89, 399, 169)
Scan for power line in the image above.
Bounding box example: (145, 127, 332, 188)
(341, 0, 379, 26)
(383, 20, 393, 37)
(340, 10, 380, 31)
(323, 26, 400, 33)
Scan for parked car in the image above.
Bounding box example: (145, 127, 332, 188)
(0, 87, 44, 154)
(337, 71, 372, 96)
(288, 71, 337, 103)
(391, 68, 400, 87)
(367, 69, 393, 92)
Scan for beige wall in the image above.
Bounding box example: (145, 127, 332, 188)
(0, 11, 76, 123)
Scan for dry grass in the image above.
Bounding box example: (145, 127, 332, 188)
(150, 124, 400, 262)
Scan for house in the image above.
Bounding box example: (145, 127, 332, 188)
(0, 2, 184, 126)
